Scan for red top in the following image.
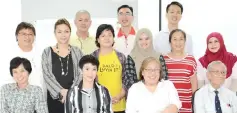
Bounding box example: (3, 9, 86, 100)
(117, 27, 136, 38)
(164, 55, 197, 113)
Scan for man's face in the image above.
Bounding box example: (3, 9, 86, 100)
(17, 29, 35, 47)
(207, 64, 226, 87)
(166, 5, 182, 25)
(117, 8, 134, 27)
(74, 13, 91, 32)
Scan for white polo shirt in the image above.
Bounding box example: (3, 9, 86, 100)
(1, 44, 46, 98)
(126, 80, 182, 113)
(113, 27, 136, 56)
(197, 60, 237, 89)
(194, 84, 237, 113)
(153, 28, 193, 55)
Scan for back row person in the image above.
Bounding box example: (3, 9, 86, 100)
(70, 5, 136, 56)
(154, 1, 193, 55)
(1, 22, 46, 97)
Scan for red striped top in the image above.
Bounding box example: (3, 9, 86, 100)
(164, 55, 197, 113)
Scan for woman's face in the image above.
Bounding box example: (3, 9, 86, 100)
(208, 37, 220, 53)
(138, 33, 151, 49)
(142, 60, 160, 85)
(54, 24, 71, 44)
(97, 30, 114, 48)
(12, 64, 29, 85)
(170, 31, 185, 52)
(82, 63, 97, 83)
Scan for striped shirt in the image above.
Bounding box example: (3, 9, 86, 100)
(65, 81, 113, 113)
(164, 55, 197, 113)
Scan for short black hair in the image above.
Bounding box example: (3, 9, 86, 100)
(166, 1, 183, 14)
(10, 57, 32, 77)
(95, 24, 115, 48)
(117, 5, 133, 16)
(15, 22, 36, 41)
(169, 29, 186, 43)
(79, 55, 99, 70)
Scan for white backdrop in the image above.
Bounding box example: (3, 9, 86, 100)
(1, 0, 237, 87)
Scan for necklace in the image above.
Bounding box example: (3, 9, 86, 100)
(56, 43, 71, 76)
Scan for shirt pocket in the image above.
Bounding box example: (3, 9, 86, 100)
(221, 102, 232, 113)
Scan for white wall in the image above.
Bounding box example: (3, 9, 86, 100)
(0, 0, 21, 86)
(21, 0, 138, 28)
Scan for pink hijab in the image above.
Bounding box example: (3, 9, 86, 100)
(199, 32, 237, 78)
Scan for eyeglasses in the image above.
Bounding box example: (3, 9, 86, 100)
(209, 70, 226, 77)
(18, 32, 34, 37)
(118, 12, 132, 17)
(144, 68, 160, 73)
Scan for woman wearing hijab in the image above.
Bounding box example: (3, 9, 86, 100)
(126, 28, 168, 83)
(197, 32, 237, 92)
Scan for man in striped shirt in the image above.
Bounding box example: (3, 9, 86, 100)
(65, 55, 112, 113)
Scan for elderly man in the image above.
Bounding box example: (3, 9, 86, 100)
(194, 61, 237, 113)
(70, 10, 97, 55)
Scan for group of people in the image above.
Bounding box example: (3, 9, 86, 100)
(0, 1, 237, 113)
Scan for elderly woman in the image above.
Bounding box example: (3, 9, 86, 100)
(65, 55, 112, 113)
(197, 32, 237, 92)
(163, 29, 198, 113)
(42, 18, 83, 113)
(0, 57, 48, 113)
(126, 57, 181, 113)
(126, 28, 168, 82)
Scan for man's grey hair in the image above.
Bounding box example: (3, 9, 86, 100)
(207, 60, 227, 72)
(75, 10, 91, 20)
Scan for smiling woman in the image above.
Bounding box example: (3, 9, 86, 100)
(126, 57, 181, 113)
(0, 57, 48, 113)
(197, 32, 237, 92)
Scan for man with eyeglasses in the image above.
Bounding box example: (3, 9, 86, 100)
(114, 5, 136, 56)
(1, 22, 46, 99)
(194, 61, 237, 113)
(70, 10, 97, 55)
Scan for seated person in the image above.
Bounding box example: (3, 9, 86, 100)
(126, 57, 181, 113)
(65, 55, 112, 113)
(0, 57, 48, 113)
(194, 61, 237, 113)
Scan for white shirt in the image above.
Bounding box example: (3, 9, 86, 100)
(1, 44, 46, 98)
(194, 84, 237, 113)
(126, 80, 182, 113)
(113, 28, 136, 56)
(197, 60, 237, 88)
(153, 28, 193, 55)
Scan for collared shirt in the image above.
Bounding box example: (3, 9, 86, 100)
(153, 28, 193, 55)
(0, 83, 48, 113)
(70, 34, 97, 55)
(114, 27, 136, 56)
(194, 84, 237, 113)
(197, 61, 237, 89)
(126, 80, 182, 113)
(81, 88, 97, 113)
